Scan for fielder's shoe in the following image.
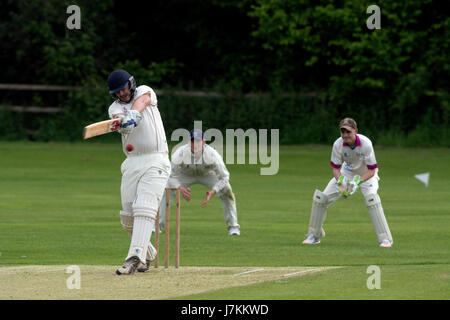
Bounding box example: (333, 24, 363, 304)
(228, 226, 240, 236)
(302, 234, 320, 245)
(320, 228, 326, 238)
(115, 257, 143, 275)
(379, 240, 393, 248)
(137, 259, 151, 273)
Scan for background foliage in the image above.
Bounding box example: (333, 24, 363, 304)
(0, 0, 448, 146)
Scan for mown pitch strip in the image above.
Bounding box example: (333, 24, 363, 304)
(0, 265, 338, 300)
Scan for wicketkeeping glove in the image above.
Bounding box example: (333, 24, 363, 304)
(337, 175, 348, 186)
(348, 175, 362, 196)
(337, 176, 350, 198)
(119, 109, 142, 134)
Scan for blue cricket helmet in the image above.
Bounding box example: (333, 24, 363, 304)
(107, 69, 136, 100)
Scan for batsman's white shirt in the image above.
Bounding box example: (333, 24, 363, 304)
(108, 85, 168, 156)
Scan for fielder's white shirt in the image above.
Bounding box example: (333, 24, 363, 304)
(170, 144, 230, 193)
(330, 134, 378, 177)
(108, 85, 168, 156)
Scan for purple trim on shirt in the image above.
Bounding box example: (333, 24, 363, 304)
(343, 134, 361, 147)
(367, 164, 378, 170)
(330, 161, 342, 169)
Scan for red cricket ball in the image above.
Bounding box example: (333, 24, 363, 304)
(126, 144, 134, 152)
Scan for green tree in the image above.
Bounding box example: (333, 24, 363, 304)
(0, 0, 121, 84)
(249, 0, 449, 143)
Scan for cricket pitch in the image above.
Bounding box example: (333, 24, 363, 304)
(0, 265, 338, 300)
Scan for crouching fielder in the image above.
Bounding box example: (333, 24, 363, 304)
(160, 129, 240, 236)
(302, 118, 393, 248)
(107, 69, 171, 275)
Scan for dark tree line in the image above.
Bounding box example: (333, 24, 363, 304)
(0, 0, 448, 145)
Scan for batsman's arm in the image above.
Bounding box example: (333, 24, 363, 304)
(118, 91, 151, 132)
(130, 92, 151, 112)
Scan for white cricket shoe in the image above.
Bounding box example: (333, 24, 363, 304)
(137, 260, 151, 273)
(137, 244, 156, 272)
(116, 257, 144, 275)
(379, 240, 393, 248)
(302, 234, 320, 245)
(228, 226, 240, 236)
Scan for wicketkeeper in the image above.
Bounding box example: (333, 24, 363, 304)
(107, 69, 171, 274)
(302, 118, 393, 247)
(159, 129, 240, 236)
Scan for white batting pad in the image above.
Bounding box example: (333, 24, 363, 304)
(308, 189, 328, 238)
(364, 194, 393, 243)
(121, 210, 156, 261)
(126, 216, 155, 264)
(132, 192, 159, 220)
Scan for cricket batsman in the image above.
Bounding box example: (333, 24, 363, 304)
(159, 128, 240, 236)
(107, 69, 171, 274)
(302, 118, 393, 248)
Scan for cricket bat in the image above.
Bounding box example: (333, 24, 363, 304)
(82, 118, 122, 139)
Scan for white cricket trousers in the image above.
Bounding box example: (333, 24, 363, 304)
(120, 153, 171, 263)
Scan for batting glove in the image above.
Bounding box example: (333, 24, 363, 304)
(120, 109, 142, 134)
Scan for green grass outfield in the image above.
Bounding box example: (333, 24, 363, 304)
(0, 141, 449, 299)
